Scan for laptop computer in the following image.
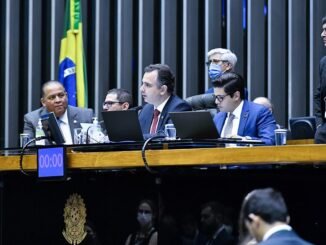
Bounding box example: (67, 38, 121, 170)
(101, 110, 144, 142)
(169, 111, 220, 139)
(169, 111, 264, 144)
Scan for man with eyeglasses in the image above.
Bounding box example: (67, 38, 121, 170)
(139, 64, 191, 136)
(213, 73, 276, 145)
(206, 48, 237, 94)
(23, 80, 93, 144)
(102, 88, 132, 111)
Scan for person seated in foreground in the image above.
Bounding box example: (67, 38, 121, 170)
(212, 73, 277, 145)
(24, 80, 93, 144)
(138, 64, 192, 137)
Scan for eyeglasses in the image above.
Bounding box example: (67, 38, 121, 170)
(46, 92, 67, 101)
(206, 59, 229, 66)
(215, 94, 229, 102)
(102, 101, 122, 108)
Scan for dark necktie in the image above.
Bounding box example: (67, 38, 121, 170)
(223, 113, 235, 137)
(150, 109, 160, 134)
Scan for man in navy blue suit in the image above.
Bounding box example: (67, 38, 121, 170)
(212, 72, 276, 145)
(239, 188, 313, 245)
(139, 64, 191, 136)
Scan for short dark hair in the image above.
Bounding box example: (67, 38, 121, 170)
(240, 188, 288, 225)
(42, 80, 65, 98)
(212, 72, 245, 100)
(144, 64, 175, 94)
(107, 88, 133, 106)
(322, 16, 326, 25)
(201, 201, 225, 223)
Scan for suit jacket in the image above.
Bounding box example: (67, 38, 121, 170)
(138, 94, 192, 135)
(213, 100, 277, 145)
(314, 56, 326, 126)
(259, 230, 313, 245)
(196, 227, 235, 245)
(23, 105, 93, 141)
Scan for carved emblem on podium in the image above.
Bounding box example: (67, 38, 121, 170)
(62, 193, 87, 245)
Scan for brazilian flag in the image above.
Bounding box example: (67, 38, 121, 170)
(58, 0, 87, 107)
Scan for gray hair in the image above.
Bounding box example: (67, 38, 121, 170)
(207, 48, 237, 69)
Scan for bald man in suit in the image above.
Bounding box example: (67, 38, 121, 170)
(24, 81, 93, 144)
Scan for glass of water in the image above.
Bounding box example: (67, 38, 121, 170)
(164, 124, 177, 140)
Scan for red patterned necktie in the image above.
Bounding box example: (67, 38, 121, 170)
(150, 109, 160, 134)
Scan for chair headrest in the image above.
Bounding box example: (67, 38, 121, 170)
(185, 93, 216, 110)
(289, 116, 316, 139)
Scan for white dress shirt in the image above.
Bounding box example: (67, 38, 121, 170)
(57, 110, 73, 144)
(221, 101, 244, 137)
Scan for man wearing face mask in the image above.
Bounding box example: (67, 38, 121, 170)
(206, 48, 237, 94)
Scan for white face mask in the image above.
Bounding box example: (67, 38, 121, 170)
(137, 212, 152, 226)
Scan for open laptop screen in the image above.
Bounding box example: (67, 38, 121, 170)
(169, 111, 220, 139)
(101, 110, 144, 142)
(40, 112, 65, 145)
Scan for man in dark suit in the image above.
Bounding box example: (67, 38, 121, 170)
(314, 16, 326, 143)
(197, 201, 235, 245)
(212, 73, 276, 145)
(239, 188, 313, 245)
(102, 88, 132, 111)
(24, 80, 93, 144)
(138, 64, 191, 136)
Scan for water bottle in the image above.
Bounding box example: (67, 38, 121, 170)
(35, 118, 45, 145)
(88, 117, 105, 144)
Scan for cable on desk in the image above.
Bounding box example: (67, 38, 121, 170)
(141, 135, 165, 174)
(19, 136, 48, 176)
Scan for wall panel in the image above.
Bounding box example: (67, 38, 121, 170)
(288, 0, 308, 118)
(204, 0, 223, 91)
(268, 0, 287, 126)
(247, 0, 266, 100)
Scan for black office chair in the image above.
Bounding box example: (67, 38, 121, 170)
(289, 116, 316, 139)
(185, 93, 218, 117)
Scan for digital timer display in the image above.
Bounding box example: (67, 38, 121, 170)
(37, 147, 66, 179)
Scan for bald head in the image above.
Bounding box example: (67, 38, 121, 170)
(41, 80, 68, 118)
(253, 97, 273, 113)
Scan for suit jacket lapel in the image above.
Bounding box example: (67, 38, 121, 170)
(217, 113, 227, 134)
(238, 100, 249, 135)
(157, 96, 173, 131)
(67, 106, 81, 139)
(145, 105, 154, 133)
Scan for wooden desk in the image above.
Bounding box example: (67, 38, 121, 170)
(287, 139, 314, 145)
(1, 144, 326, 171)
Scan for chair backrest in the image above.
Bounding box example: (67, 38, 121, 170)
(289, 116, 316, 139)
(185, 93, 218, 117)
